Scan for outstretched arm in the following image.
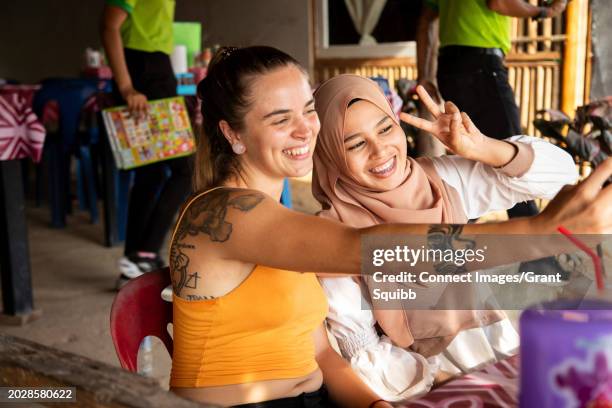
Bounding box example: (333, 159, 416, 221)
(487, 0, 567, 18)
(170, 168, 612, 295)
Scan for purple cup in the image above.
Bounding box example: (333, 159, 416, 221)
(519, 299, 612, 407)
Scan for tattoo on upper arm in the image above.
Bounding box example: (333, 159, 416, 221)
(174, 189, 265, 243)
(184, 272, 200, 289)
(170, 189, 265, 295)
(186, 294, 216, 301)
(427, 224, 475, 274)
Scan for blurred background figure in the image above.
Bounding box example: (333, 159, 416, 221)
(416, 0, 567, 219)
(101, 0, 192, 288)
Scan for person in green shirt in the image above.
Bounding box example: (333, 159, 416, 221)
(416, 0, 567, 218)
(101, 0, 192, 288)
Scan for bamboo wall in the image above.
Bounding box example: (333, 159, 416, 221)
(314, 0, 571, 136)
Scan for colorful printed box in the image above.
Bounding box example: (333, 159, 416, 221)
(102, 97, 195, 169)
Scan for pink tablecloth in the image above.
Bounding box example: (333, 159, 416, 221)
(403, 355, 519, 408)
(0, 85, 45, 162)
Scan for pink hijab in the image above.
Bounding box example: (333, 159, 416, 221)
(312, 74, 503, 356)
(312, 75, 463, 227)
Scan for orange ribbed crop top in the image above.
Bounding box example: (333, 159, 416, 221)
(169, 189, 329, 388)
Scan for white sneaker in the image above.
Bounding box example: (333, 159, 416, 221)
(118, 257, 145, 278)
(116, 254, 165, 290)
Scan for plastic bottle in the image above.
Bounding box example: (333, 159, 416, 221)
(138, 336, 153, 377)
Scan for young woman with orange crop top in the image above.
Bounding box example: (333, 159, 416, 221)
(168, 46, 612, 407)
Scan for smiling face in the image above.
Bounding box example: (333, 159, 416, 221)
(342, 100, 408, 191)
(236, 65, 320, 181)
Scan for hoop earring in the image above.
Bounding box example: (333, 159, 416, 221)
(232, 142, 246, 155)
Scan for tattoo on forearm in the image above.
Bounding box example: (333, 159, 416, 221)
(170, 189, 264, 295)
(427, 224, 476, 274)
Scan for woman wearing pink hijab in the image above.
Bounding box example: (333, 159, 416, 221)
(312, 74, 578, 401)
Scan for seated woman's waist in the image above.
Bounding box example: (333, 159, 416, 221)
(171, 368, 323, 406)
(171, 342, 320, 386)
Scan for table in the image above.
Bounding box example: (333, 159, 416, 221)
(0, 85, 45, 324)
(404, 355, 519, 407)
(0, 85, 45, 161)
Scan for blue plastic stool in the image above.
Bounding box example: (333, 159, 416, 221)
(33, 79, 102, 227)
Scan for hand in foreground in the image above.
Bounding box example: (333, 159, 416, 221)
(120, 87, 148, 121)
(400, 85, 487, 160)
(535, 158, 612, 235)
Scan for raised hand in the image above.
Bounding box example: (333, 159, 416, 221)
(400, 85, 486, 160)
(400, 86, 518, 167)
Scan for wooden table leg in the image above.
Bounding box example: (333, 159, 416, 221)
(0, 160, 41, 325)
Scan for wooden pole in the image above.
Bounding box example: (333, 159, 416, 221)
(308, 0, 316, 79)
(561, 0, 589, 115)
(584, 4, 593, 104)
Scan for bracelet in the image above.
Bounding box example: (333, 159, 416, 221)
(369, 399, 387, 408)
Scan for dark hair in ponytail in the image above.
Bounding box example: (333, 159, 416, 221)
(194, 46, 305, 192)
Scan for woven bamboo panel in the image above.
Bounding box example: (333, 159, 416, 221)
(315, 54, 560, 136)
(315, 8, 567, 136)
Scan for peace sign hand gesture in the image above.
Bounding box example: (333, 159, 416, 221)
(399, 85, 487, 161)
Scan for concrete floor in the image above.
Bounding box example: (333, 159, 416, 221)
(0, 204, 174, 386)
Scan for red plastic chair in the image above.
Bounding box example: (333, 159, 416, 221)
(110, 267, 173, 372)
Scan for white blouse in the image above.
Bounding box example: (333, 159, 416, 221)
(321, 135, 578, 402)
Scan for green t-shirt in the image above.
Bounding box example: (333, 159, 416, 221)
(106, 0, 175, 55)
(425, 0, 511, 55)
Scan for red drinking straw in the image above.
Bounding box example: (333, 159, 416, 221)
(557, 226, 605, 293)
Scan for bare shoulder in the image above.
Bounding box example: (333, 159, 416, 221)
(173, 188, 268, 244)
(169, 188, 269, 296)
(169, 186, 359, 292)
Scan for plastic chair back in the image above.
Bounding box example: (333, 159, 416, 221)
(110, 267, 173, 372)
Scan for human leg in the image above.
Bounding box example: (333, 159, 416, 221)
(138, 155, 192, 254)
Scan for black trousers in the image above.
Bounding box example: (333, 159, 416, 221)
(437, 52, 538, 218)
(117, 48, 192, 255)
(233, 386, 336, 408)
